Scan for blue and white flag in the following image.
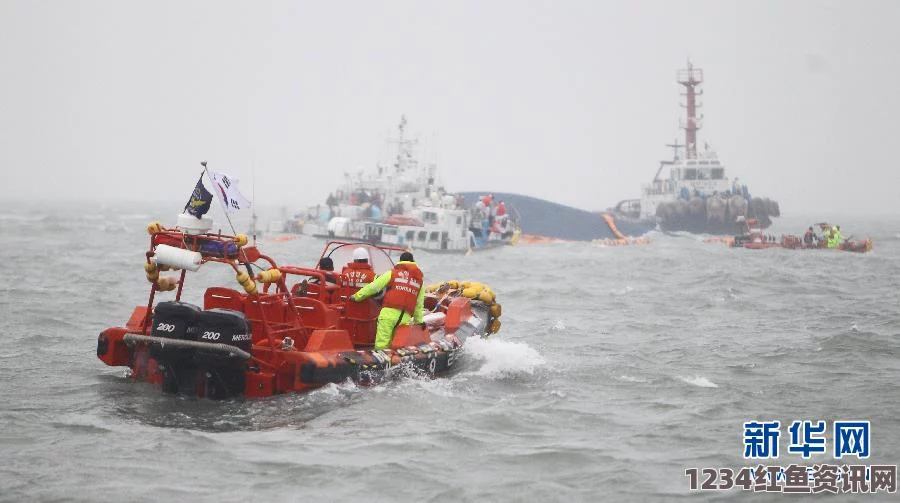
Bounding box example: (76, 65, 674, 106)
(211, 171, 251, 214)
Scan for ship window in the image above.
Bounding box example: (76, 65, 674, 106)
(383, 227, 397, 236)
(423, 212, 438, 224)
(710, 168, 724, 180)
(406, 230, 415, 240)
(698, 169, 709, 180)
(683, 168, 698, 180)
(417, 231, 427, 241)
(442, 231, 449, 241)
(456, 216, 462, 225)
(430, 232, 439, 241)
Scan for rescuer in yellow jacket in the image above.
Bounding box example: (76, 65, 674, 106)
(827, 225, 843, 249)
(350, 251, 426, 350)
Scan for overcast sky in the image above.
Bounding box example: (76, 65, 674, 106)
(1, 0, 898, 216)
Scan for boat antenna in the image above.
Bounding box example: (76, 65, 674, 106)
(201, 160, 238, 235)
(251, 161, 257, 243)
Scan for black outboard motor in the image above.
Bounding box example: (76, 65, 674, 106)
(149, 301, 201, 393)
(193, 308, 252, 399)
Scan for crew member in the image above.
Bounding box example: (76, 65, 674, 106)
(803, 226, 815, 245)
(342, 247, 376, 293)
(828, 225, 843, 249)
(312, 257, 338, 286)
(350, 251, 425, 351)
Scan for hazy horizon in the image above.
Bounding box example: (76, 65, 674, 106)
(2, 1, 898, 219)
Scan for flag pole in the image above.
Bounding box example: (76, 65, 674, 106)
(201, 160, 237, 235)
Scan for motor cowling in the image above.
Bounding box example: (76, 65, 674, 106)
(193, 308, 252, 368)
(149, 301, 201, 364)
(193, 308, 251, 399)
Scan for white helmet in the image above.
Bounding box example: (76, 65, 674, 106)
(352, 247, 369, 262)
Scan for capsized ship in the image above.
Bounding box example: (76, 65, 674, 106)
(458, 192, 652, 242)
(613, 63, 780, 234)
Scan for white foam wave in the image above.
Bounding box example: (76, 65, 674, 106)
(676, 375, 719, 388)
(551, 320, 566, 331)
(615, 285, 634, 296)
(617, 375, 649, 383)
(463, 336, 546, 378)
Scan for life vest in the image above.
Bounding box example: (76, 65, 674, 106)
(341, 262, 375, 289)
(382, 262, 423, 313)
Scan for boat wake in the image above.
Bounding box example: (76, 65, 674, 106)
(462, 336, 545, 379)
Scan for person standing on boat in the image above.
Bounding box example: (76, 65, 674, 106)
(350, 251, 425, 351)
(828, 225, 843, 249)
(803, 226, 818, 247)
(342, 247, 376, 293)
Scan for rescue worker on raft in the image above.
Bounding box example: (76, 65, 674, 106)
(827, 225, 843, 249)
(312, 257, 338, 286)
(350, 251, 425, 351)
(803, 226, 817, 247)
(341, 247, 376, 294)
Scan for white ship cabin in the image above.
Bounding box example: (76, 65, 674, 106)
(362, 201, 474, 252)
(639, 148, 737, 220)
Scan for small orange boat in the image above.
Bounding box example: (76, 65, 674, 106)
(96, 223, 500, 399)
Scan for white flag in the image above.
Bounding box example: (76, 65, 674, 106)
(211, 171, 251, 214)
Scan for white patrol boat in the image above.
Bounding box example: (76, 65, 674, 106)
(303, 116, 519, 253)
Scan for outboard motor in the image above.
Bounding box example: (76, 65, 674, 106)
(149, 301, 201, 393)
(193, 308, 252, 399)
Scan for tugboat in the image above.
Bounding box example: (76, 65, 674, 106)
(96, 214, 503, 399)
(300, 116, 519, 253)
(613, 62, 780, 234)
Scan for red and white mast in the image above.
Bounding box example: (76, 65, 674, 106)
(678, 62, 704, 159)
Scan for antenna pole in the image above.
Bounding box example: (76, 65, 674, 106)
(677, 61, 704, 159)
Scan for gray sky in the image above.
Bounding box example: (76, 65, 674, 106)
(1, 0, 898, 216)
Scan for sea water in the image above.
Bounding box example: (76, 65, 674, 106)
(1, 201, 898, 502)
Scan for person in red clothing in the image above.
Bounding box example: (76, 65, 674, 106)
(341, 247, 376, 293)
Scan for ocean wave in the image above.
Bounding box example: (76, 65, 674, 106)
(675, 375, 719, 388)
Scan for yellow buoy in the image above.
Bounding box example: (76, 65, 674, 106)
(236, 271, 257, 294)
(147, 222, 163, 235)
(156, 276, 178, 291)
(488, 318, 501, 334)
(234, 234, 249, 247)
(478, 289, 495, 304)
(461, 286, 480, 299)
(255, 269, 282, 283)
(490, 303, 502, 317)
